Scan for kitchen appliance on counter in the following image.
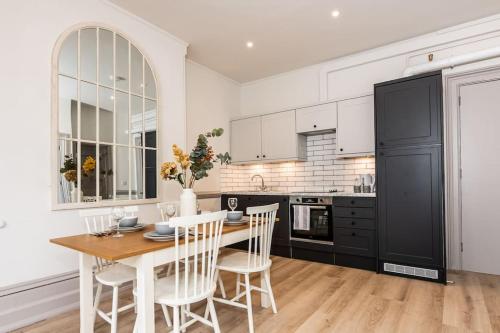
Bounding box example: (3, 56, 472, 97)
(289, 195, 334, 264)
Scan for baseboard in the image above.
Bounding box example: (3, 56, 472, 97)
(0, 271, 80, 332)
(0, 270, 132, 333)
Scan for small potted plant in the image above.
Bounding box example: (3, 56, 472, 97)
(60, 154, 96, 202)
(160, 128, 230, 215)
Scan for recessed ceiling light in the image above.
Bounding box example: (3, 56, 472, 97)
(246, 41, 254, 48)
(331, 10, 340, 18)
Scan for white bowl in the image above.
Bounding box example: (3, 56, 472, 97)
(227, 211, 243, 221)
(155, 222, 175, 235)
(119, 216, 138, 227)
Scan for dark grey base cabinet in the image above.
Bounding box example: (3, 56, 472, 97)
(333, 197, 377, 271)
(291, 240, 334, 265)
(221, 194, 291, 258)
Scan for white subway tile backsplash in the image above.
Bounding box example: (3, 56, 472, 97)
(221, 133, 375, 193)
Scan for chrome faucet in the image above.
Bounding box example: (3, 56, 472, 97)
(251, 174, 268, 192)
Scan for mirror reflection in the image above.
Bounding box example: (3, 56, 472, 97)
(56, 27, 158, 205)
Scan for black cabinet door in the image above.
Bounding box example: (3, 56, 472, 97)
(375, 72, 442, 149)
(377, 146, 443, 268)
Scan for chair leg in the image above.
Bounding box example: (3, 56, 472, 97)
(264, 269, 278, 314)
(236, 273, 241, 296)
(244, 273, 254, 333)
(208, 297, 221, 333)
(111, 286, 119, 333)
(217, 270, 227, 299)
(132, 280, 137, 313)
(161, 304, 172, 327)
(181, 305, 186, 333)
(173, 305, 180, 333)
(93, 283, 102, 325)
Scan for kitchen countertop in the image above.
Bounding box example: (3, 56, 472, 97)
(221, 191, 376, 198)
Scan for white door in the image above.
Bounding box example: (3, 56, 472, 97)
(336, 95, 375, 156)
(230, 117, 262, 163)
(261, 110, 298, 161)
(460, 79, 500, 275)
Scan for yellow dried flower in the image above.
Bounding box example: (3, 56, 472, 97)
(160, 162, 178, 180)
(172, 144, 190, 169)
(64, 170, 77, 183)
(82, 156, 96, 176)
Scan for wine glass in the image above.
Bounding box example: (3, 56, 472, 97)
(111, 207, 125, 238)
(165, 204, 176, 221)
(228, 198, 238, 211)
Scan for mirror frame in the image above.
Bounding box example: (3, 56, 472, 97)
(51, 23, 160, 210)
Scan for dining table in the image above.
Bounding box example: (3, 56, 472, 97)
(50, 221, 272, 333)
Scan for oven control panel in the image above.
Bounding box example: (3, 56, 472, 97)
(290, 196, 333, 205)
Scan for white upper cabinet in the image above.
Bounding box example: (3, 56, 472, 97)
(230, 116, 262, 163)
(336, 95, 375, 157)
(296, 102, 337, 133)
(262, 110, 306, 161)
(230, 110, 306, 164)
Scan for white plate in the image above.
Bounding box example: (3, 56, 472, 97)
(111, 223, 146, 232)
(143, 231, 184, 241)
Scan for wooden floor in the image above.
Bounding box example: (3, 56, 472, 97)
(12, 253, 500, 333)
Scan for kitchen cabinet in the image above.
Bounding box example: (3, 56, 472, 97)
(230, 111, 306, 164)
(334, 196, 377, 271)
(221, 194, 291, 258)
(296, 102, 337, 133)
(336, 95, 375, 157)
(375, 71, 446, 284)
(230, 116, 262, 163)
(376, 146, 444, 268)
(261, 110, 306, 161)
(375, 73, 442, 149)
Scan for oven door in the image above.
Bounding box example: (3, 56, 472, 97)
(290, 204, 333, 243)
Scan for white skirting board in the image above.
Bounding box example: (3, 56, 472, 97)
(0, 271, 130, 332)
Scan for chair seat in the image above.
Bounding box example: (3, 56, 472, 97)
(133, 274, 216, 306)
(95, 263, 136, 286)
(216, 251, 271, 273)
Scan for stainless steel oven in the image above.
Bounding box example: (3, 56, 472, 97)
(290, 196, 333, 244)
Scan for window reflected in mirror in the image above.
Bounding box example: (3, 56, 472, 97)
(56, 27, 158, 205)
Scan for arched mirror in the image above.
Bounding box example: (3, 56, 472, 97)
(55, 26, 158, 206)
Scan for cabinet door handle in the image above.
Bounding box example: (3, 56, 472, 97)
(263, 155, 266, 158)
(256, 155, 260, 158)
(350, 200, 355, 205)
(351, 232, 356, 237)
(380, 142, 385, 146)
(340, 148, 344, 152)
(313, 124, 317, 128)
(351, 221, 356, 225)
(351, 211, 356, 215)
(379, 152, 384, 156)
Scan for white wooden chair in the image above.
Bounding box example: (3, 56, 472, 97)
(213, 203, 279, 333)
(133, 210, 227, 333)
(79, 206, 139, 333)
(157, 201, 227, 299)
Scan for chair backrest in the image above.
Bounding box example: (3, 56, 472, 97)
(78, 206, 138, 270)
(246, 203, 279, 269)
(168, 210, 227, 301)
(79, 207, 113, 234)
(157, 201, 180, 221)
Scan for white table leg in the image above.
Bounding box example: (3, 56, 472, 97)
(136, 253, 155, 333)
(260, 268, 271, 308)
(79, 253, 94, 333)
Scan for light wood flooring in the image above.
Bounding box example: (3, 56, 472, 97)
(12, 253, 500, 333)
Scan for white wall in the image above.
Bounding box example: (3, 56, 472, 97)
(186, 60, 240, 193)
(240, 14, 500, 115)
(0, 0, 187, 288)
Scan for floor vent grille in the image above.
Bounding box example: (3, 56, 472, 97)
(383, 263, 438, 280)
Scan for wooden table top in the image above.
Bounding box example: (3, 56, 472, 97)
(50, 223, 251, 261)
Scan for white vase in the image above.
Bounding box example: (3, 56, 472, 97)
(180, 188, 197, 216)
(70, 184, 83, 203)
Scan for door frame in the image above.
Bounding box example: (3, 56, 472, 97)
(443, 61, 500, 271)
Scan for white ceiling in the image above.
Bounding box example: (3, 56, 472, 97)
(111, 0, 500, 83)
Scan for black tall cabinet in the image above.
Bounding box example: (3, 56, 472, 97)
(375, 71, 446, 283)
